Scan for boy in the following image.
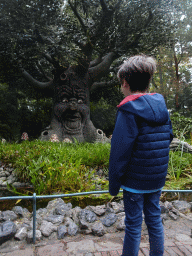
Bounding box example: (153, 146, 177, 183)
(109, 55, 173, 256)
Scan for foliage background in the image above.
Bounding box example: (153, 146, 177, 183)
(1, 0, 191, 140)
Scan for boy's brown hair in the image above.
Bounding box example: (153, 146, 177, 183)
(117, 55, 157, 92)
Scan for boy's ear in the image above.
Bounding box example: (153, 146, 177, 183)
(122, 79, 129, 88)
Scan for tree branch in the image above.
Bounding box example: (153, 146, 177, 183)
(36, 61, 52, 81)
(68, 0, 87, 34)
(42, 53, 61, 69)
(19, 63, 54, 90)
(89, 54, 102, 68)
(90, 79, 119, 92)
(88, 52, 118, 82)
(100, 0, 108, 12)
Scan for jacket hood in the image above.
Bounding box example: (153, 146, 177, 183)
(117, 93, 169, 124)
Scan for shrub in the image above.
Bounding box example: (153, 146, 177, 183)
(170, 112, 192, 140)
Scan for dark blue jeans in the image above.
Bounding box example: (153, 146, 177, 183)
(122, 190, 164, 256)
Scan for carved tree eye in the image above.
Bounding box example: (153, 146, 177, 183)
(78, 99, 83, 104)
(62, 98, 68, 103)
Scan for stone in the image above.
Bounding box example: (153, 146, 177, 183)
(40, 220, 57, 237)
(43, 214, 64, 225)
(172, 200, 191, 213)
(36, 208, 48, 218)
(15, 227, 28, 240)
(54, 203, 72, 216)
(79, 219, 89, 230)
(0, 210, 18, 221)
(57, 225, 67, 239)
(72, 206, 82, 225)
(88, 205, 106, 216)
(65, 217, 78, 236)
(0, 172, 6, 177)
(46, 198, 65, 213)
(160, 201, 169, 213)
(116, 216, 125, 231)
(0, 221, 17, 245)
(27, 230, 42, 243)
(101, 213, 117, 227)
(164, 201, 173, 211)
(6, 174, 16, 184)
(0, 177, 6, 184)
(79, 209, 97, 223)
(91, 221, 105, 237)
(0, 196, 191, 247)
(168, 211, 179, 220)
(12, 182, 25, 187)
(110, 202, 124, 213)
(12, 206, 25, 217)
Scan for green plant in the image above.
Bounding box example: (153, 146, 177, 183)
(170, 112, 192, 140)
(0, 140, 111, 196)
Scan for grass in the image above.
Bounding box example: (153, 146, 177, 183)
(0, 139, 192, 203)
(0, 140, 112, 201)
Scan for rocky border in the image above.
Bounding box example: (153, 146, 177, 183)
(0, 197, 192, 246)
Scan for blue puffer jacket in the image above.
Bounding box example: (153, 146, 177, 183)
(109, 93, 173, 196)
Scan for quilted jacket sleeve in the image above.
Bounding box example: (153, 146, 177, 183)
(109, 111, 139, 196)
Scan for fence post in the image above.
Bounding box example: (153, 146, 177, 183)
(33, 193, 36, 244)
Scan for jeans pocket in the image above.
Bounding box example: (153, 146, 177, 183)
(124, 190, 142, 202)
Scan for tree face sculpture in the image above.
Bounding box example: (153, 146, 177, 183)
(42, 67, 97, 142)
(20, 53, 116, 142)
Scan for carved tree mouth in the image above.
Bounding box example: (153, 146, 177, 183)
(63, 112, 82, 133)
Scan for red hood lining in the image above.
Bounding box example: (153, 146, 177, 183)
(117, 93, 156, 108)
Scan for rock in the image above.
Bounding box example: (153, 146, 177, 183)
(0, 210, 18, 221)
(57, 225, 67, 239)
(36, 208, 48, 218)
(6, 174, 16, 184)
(87, 205, 106, 216)
(27, 230, 42, 243)
(43, 214, 64, 225)
(110, 202, 124, 214)
(71, 206, 82, 225)
(0, 196, 191, 246)
(12, 206, 25, 217)
(40, 220, 57, 237)
(79, 209, 97, 223)
(54, 203, 72, 216)
(164, 201, 173, 211)
(172, 200, 191, 213)
(0, 177, 6, 184)
(160, 201, 169, 213)
(65, 217, 78, 236)
(15, 227, 28, 240)
(12, 182, 26, 187)
(19, 218, 31, 229)
(116, 217, 125, 231)
(168, 211, 179, 220)
(0, 221, 17, 245)
(101, 213, 117, 227)
(92, 221, 105, 236)
(46, 198, 65, 215)
(161, 213, 169, 224)
(0, 172, 6, 177)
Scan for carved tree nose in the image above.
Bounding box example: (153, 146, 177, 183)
(69, 99, 77, 110)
